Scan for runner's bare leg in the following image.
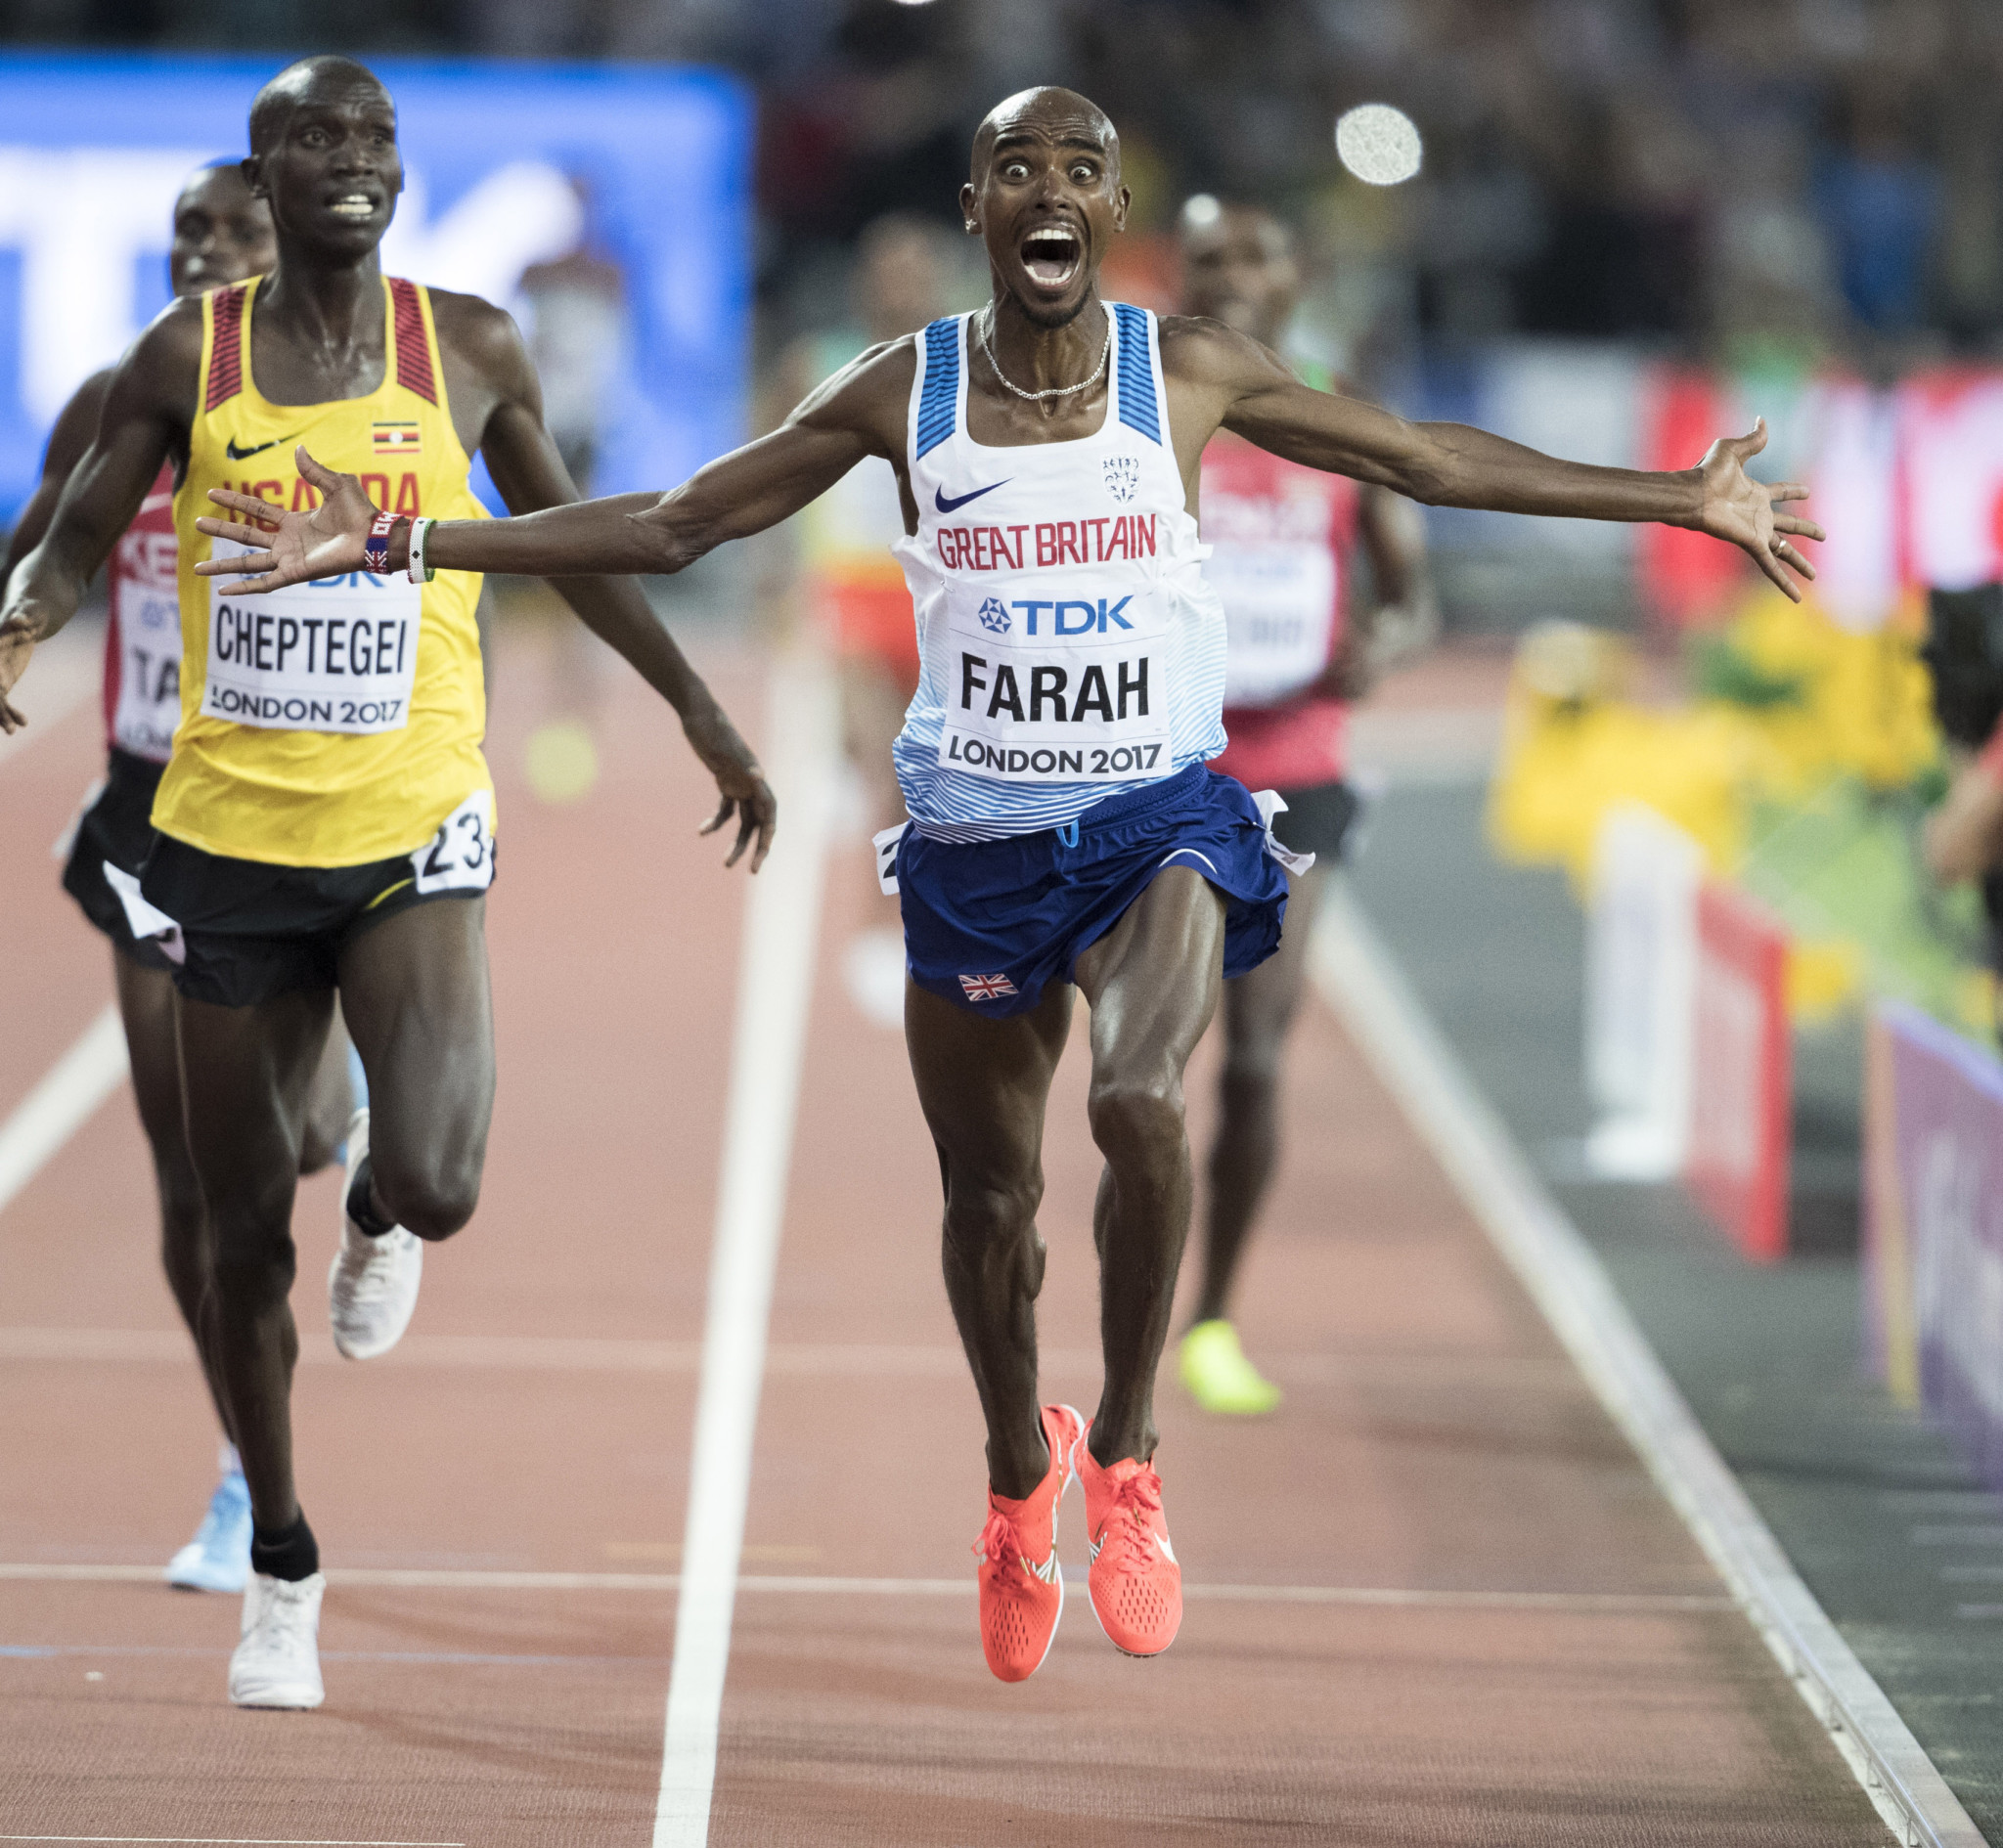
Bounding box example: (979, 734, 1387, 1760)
(115, 950, 232, 1441)
(1073, 866, 1226, 1468)
(1195, 864, 1322, 1324)
(176, 898, 495, 1532)
(174, 988, 334, 1530)
(906, 981, 1072, 1502)
(335, 898, 495, 1240)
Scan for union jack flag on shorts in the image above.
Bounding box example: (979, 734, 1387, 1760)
(958, 972, 1018, 1003)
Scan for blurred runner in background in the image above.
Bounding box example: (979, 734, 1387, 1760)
(516, 189, 631, 804)
(5, 159, 357, 1594)
(765, 215, 949, 1026)
(1180, 196, 1437, 1415)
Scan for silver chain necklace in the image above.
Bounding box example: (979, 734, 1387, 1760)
(978, 307, 1111, 403)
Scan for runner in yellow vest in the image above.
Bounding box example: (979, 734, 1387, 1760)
(0, 55, 773, 1712)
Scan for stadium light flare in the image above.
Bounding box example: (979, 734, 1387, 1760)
(1335, 104, 1422, 185)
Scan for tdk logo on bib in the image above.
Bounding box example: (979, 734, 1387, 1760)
(1008, 596, 1134, 637)
(977, 597, 1011, 634)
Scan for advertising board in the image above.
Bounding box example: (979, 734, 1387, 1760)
(0, 53, 751, 519)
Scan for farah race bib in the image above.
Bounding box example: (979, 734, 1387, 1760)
(936, 586, 1173, 784)
(1211, 542, 1338, 708)
(202, 539, 421, 735)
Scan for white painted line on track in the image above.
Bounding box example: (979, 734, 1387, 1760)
(1312, 877, 1982, 1848)
(0, 1005, 127, 1219)
(653, 652, 838, 1848)
(0, 1562, 1732, 1610)
(0, 1324, 1580, 1386)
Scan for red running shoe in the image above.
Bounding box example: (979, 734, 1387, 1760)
(1076, 1423, 1182, 1657)
(973, 1402, 1083, 1683)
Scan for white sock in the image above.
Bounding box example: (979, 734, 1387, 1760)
(219, 1440, 242, 1478)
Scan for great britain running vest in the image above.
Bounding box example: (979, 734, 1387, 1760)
(891, 304, 1227, 842)
(155, 275, 491, 867)
(103, 463, 181, 763)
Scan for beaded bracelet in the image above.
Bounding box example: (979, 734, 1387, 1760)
(407, 516, 436, 584)
(362, 510, 405, 576)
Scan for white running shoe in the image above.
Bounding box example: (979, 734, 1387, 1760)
(228, 1570, 326, 1709)
(329, 1108, 422, 1360)
(165, 1464, 251, 1592)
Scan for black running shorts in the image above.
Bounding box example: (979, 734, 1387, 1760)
(61, 748, 176, 973)
(1268, 778, 1361, 866)
(139, 824, 496, 1010)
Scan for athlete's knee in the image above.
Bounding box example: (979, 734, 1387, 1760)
(155, 1165, 209, 1300)
(1088, 1068, 1185, 1164)
(378, 1158, 480, 1242)
(208, 1230, 297, 1314)
(942, 1172, 1043, 1261)
(1220, 1034, 1285, 1095)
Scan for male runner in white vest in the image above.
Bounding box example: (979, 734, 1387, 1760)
(178, 86, 1822, 1686)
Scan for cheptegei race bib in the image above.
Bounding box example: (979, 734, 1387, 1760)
(202, 538, 421, 734)
(1210, 541, 1337, 708)
(938, 585, 1172, 783)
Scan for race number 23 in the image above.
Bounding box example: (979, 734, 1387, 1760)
(411, 790, 497, 896)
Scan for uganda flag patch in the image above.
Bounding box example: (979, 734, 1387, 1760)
(373, 421, 421, 456)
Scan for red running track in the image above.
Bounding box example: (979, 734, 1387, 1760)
(0, 626, 1886, 1844)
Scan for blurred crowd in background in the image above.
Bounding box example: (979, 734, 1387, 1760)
(13, 0, 2003, 383)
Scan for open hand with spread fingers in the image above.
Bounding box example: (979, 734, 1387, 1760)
(196, 447, 379, 592)
(685, 701, 779, 874)
(1692, 419, 1824, 600)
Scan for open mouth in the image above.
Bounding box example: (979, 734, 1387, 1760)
(328, 194, 378, 221)
(1020, 225, 1082, 289)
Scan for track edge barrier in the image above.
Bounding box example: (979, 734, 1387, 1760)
(1311, 875, 1981, 1848)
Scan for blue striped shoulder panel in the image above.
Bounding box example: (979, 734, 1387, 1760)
(1113, 303, 1161, 444)
(914, 317, 960, 460)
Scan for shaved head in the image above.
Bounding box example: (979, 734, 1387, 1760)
(248, 54, 390, 155)
(971, 87, 1119, 182)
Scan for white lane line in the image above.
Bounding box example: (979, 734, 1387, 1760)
(654, 653, 838, 1848)
(1312, 878, 1982, 1848)
(0, 1325, 1580, 1387)
(0, 1006, 128, 1218)
(0, 1562, 1731, 1609)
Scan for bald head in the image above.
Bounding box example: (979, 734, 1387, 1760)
(248, 55, 389, 155)
(971, 87, 1120, 184)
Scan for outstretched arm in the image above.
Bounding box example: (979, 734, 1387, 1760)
(440, 297, 780, 869)
(0, 308, 197, 731)
(195, 340, 910, 590)
(1178, 321, 1822, 600)
(5, 370, 114, 580)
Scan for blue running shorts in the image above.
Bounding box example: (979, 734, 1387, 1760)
(892, 764, 1292, 1018)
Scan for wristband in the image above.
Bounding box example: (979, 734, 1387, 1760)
(407, 516, 436, 584)
(363, 511, 405, 576)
